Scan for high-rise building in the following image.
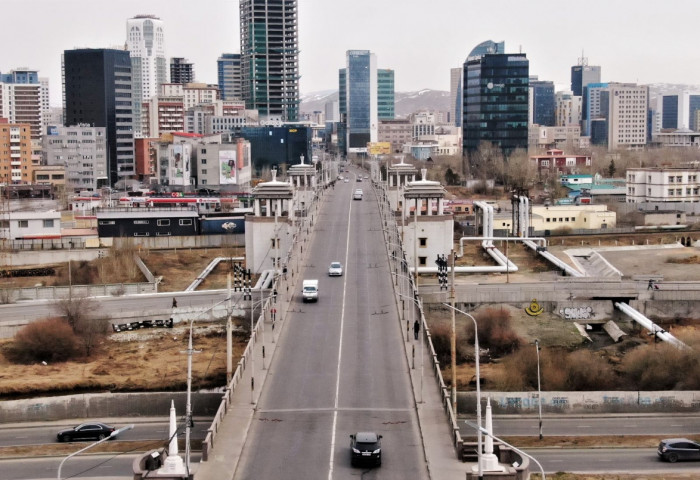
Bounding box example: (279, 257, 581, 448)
(555, 91, 582, 127)
(377, 69, 395, 120)
(43, 125, 108, 192)
(217, 53, 242, 101)
(126, 15, 167, 136)
(583, 83, 609, 136)
(660, 92, 700, 131)
(63, 48, 135, 186)
(570, 59, 601, 97)
(170, 57, 194, 84)
(339, 50, 378, 153)
(604, 83, 648, 151)
(529, 79, 556, 126)
(462, 42, 529, 155)
(240, 0, 299, 122)
(0, 121, 34, 184)
(450, 67, 462, 127)
(0, 69, 44, 140)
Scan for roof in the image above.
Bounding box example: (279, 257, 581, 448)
(355, 432, 379, 442)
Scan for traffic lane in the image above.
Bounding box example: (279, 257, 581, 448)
(0, 453, 202, 480)
(333, 409, 428, 480)
(234, 411, 334, 480)
(0, 420, 211, 447)
(492, 415, 700, 437)
(530, 447, 700, 473)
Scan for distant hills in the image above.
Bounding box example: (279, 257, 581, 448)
(300, 89, 452, 118)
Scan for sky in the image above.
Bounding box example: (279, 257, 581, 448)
(4, 0, 700, 107)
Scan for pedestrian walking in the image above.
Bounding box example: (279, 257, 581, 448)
(647, 279, 654, 290)
(413, 319, 420, 340)
(172, 298, 178, 308)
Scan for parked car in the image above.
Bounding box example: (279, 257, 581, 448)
(57, 423, 117, 442)
(350, 432, 382, 467)
(356, 177, 362, 182)
(328, 261, 343, 276)
(658, 438, 700, 462)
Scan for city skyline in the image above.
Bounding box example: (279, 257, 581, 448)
(4, 0, 700, 107)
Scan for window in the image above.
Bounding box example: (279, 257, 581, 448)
(18, 220, 28, 228)
(202, 169, 207, 174)
(43, 219, 54, 228)
(668, 189, 674, 196)
(418, 256, 427, 266)
(134, 232, 149, 237)
(419, 237, 427, 247)
(157, 219, 170, 226)
(99, 220, 115, 225)
(179, 219, 193, 226)
(201, 159, 207, 164)
(134, 220, 149, 224)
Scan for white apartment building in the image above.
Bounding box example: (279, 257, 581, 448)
(607, 83, 648, 151)
(43, 125, 108, 192)
(0, 81, 42, 141)
(626, 167, 700, 203)
(528, 125, 588, 149)
(161, 83, 219, 110)
(555, 91, 582, 127)
(0, 211, 62, 240)
(126, 15, 167, 136)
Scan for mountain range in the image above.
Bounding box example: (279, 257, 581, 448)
(300, 89, 452, 118)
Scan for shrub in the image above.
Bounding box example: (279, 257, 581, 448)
(543, 349, 616, 391)
(620, 343, 700, 390)
(464, 308, 523, 356)
(8, 318, 79, 363)
(429, 323, 452, 366)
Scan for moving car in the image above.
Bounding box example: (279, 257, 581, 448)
(658, 438, 700, 462)
(328, 262, 343, 276)
(344, 178, 349, 183)
(353, 189, 363, 200)
(356, 177, 362, 182)
(350, 432, 382, 467)
(302, 279, 319, 302)
(57, 423, 117, 442)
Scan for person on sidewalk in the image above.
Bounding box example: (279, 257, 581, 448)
(414, 319, 420, 340)
(647, 279, 654, 290)
(172, 297, 178, 308)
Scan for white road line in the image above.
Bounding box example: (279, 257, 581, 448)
(328, 179, 354, 480)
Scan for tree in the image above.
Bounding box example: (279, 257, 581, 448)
(444, 167, 461, 186)
(608, 159, 616, 178)
(503, 148, 536, 190)
(55, 296, 110, 356)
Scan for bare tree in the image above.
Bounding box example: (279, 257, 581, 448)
(55, 295, 110, 356)
(503, 148, 536, 190)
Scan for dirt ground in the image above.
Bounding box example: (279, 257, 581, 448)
(0, 322, 248, 398)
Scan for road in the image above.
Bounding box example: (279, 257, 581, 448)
(0, 419, 212, 447)
(530, 448, 700, 473)
(491, 414, 700, 437)
(234, 171, 428, 479)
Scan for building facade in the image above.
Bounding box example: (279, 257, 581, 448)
(43, 125, 108, 192)
(378, 120, 412, 154)
(339, 50, 378, 153)
(462, 49, 529, 155)
(626, 167, 700, 203)
(377, 69, 395, 120)
(240, 0, 299, 122)
(570, 62, 601, 97)
(529, 79, 555, 126)
(661, 92, 700, 131)
(450, 67, 462, 127)
(606, 83, 648, 151)
(0, 122, 34, 184)
(217, 53, 242, 101)
(170, 57, 194, 84)
(0, 69, 44, 141)
(555, 91, 582, 127)
(126, 15, 167, 137)
(63, 48, 135, 186)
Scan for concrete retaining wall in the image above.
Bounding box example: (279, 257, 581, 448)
(1, 282, 156, 303)
(0, 392, 223, 423)
(457, 390, 700, 414)
(112, 234, 244, 250)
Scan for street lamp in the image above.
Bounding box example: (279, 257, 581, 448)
(464, 420, 546, 480)
(398, 292, 424, 403)
(57, 424, 134, 479)
(442, 303, 482, 480)
(535, 339, 543, 440)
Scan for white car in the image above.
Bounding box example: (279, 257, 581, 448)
(328, 261, 343, 276)
(344, 178, 349, 183)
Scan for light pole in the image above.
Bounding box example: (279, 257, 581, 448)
(399, 292, 424, 402)
(57, 424, 134, 479)
(248, 290, 277, 403)
(442, 303, 482, 480)
(464, 420, 546, 480)
(535, 339, 543, 440)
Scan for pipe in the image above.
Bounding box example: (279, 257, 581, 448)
(615, 302, 688, 349)
(522, 239, 584, 277)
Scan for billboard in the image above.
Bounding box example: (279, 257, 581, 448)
(219, 150, 237, 184)
(367, 142, 391, 155)
(169, 144, 191, 186)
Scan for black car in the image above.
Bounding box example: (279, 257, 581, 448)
(57, 423, 117, 442)
(350, 432, 382, 467)
(658, 438, 700, 462)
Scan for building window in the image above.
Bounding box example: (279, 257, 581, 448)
(134, 220, 149, 224)
(202, 169, 207, 174)
(668, 189, 674, 196)
(99, 220, 115, 225)
(418, 256, 427, 266)
(419, 237, 427, 247)
(201, 159, 207, 164)
(157, 219, 170, 226)
(179, 219, 193, 226)
(18, 220, 28, 228)
(43, 219, 54, 228)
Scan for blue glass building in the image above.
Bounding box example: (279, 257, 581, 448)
(530, 80, 555, 126)
(217, 53, 242, 101)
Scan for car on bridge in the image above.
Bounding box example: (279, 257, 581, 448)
(328, 262, 343, 276)
(350, 432, 382, 467)
(57, 422, 116, 442)
(658, 438, 700, 462)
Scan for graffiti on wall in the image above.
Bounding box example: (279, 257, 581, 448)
(559, 306, 594, 320)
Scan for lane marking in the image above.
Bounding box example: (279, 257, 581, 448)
(328, 172, 354, 480)
(259, 407, 413, 414)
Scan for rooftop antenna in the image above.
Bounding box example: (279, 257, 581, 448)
(578, 50, 588, 66)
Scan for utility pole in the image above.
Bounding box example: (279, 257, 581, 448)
(227, 273, 233, 382)
(450, 250, 457, 415)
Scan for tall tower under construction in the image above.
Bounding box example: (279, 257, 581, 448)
(239, 0, 300, 122)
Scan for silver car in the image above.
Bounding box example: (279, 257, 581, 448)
(328, 261, 343, 276)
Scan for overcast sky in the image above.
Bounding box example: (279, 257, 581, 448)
(4, 0, 700, 106)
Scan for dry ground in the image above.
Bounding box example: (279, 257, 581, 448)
(0, 322, 248, 398)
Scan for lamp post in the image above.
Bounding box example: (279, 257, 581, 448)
(464, 420, 546, 480)
(399, 292, 424, 402)
(248, 290, 277, 403)
(535, 339, 543, 440)
(442, 303, 482, 480)
(57, 424, 134, 479)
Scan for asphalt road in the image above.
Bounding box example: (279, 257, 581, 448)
(234, 171, 428, 479)
(492, 414, 700, 437)
(0, 419, 212, 447)
(530, 447, 700, 473)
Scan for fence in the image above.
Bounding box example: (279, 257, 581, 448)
(0, 282, 156, 303)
